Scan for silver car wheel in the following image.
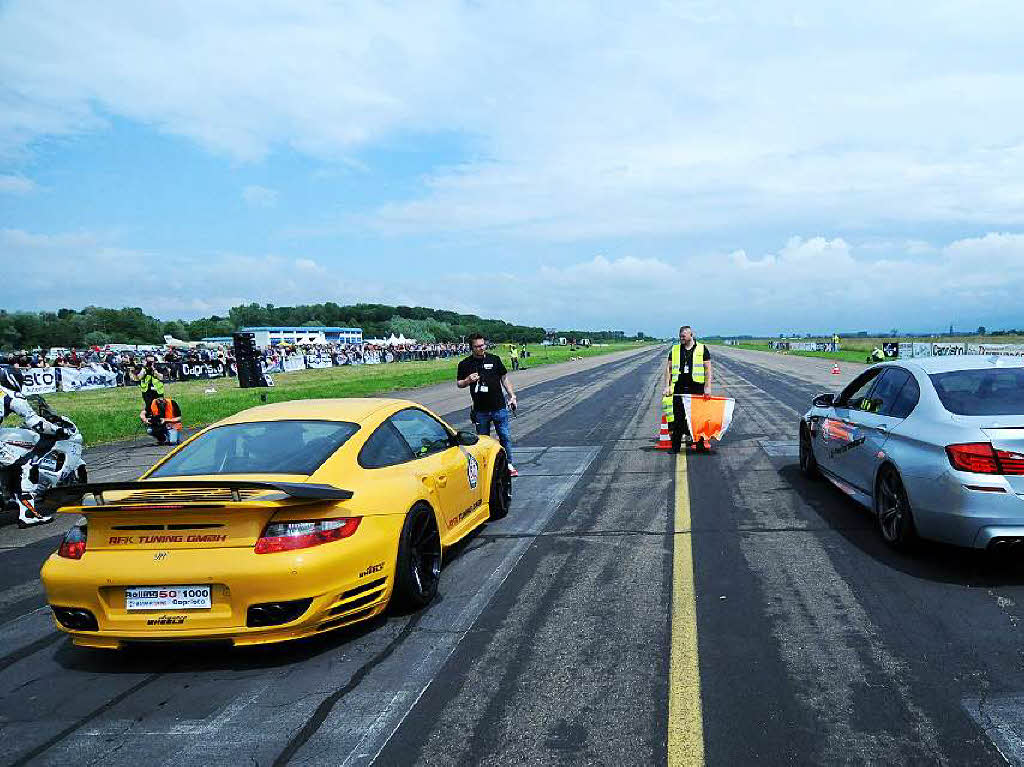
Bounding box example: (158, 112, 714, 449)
(876, 467, 915, 548)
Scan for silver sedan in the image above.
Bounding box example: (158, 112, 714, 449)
(799, 355, 1024, 551)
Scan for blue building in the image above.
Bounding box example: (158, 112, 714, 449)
(240, 326, 363, 347)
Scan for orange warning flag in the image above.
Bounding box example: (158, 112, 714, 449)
(677, 395, 736, 443)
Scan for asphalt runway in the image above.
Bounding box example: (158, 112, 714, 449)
(0, 345, 1021, 765)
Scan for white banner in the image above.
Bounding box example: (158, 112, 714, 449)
(58, 364, 118, 392)
(22, 367, 58, 395)
(179, 362, 224, 380)
(897, 342, 915, 359)
(304, 354, 332, 369)
(282, 357, 305, 372)
(932, 342, 966, 356)
(363, 350, 382, 365)
(970, 343, 1024, 357)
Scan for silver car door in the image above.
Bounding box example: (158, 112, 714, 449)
(827, 369, 884, 485)
(846, 368, 915, 494)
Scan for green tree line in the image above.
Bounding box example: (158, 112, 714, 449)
(0, 303, 549, 350)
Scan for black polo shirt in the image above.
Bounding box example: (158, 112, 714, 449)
(457, 353, 508, 411)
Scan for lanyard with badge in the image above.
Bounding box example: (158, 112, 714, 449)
(476, 357, 493, 393)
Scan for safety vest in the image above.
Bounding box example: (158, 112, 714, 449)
(150, 398, 180, 428)
(140, 373, 164, 397)
(671, 343, 706, 385)
(663, 343, 706, 422)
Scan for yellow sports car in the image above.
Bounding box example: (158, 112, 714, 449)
(40, 398, 512, 649)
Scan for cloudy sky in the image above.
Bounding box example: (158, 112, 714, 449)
(2, 0, 1023, 336)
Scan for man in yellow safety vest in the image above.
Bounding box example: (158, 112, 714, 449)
(662, 325, 713, 452)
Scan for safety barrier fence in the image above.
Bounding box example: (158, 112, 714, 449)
(20, 347, 475, 396)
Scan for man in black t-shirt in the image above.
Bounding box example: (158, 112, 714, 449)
(457, 333, 519, 476)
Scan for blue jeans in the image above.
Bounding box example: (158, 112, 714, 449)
(475, 407, 514, 465)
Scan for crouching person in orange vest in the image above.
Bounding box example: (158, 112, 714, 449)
(662, 325, 713, 453)
(139, 395, 183, 445)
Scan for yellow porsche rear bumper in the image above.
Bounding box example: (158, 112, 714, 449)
(40, 515, 404, 649)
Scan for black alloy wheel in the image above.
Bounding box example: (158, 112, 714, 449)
(393, 504, 442, 610)
(799, 424, 819, 479)
(488, 451, 512, 521)
(875, 465, 916, 550)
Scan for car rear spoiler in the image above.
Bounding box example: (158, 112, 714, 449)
(42, 480, 354, 510)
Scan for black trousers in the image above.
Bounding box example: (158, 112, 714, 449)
(671, 384, 705, 451)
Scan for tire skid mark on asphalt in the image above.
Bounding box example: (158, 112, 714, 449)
(706, 356, 949, 764)
(272, 609, 428, 766)
(9, 672, 164, 767)
(330, 446, 602, 767)
(387, 354, 669, 766)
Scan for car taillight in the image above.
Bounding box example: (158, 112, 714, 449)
(947, 443, 1024, 475)
(254, 517, 361, 554)
(58, 523, 87, 560)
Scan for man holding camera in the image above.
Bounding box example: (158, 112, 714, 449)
(139, 395, 182, 445)
(457, 334, 518, 477)
(132, 356, 165, 409)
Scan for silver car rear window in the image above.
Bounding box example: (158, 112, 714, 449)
(929, 369, 1024, 416)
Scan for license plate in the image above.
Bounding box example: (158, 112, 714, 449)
(126, 585, 212, 611)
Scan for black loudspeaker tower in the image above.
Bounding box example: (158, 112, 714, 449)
(233, 332, 270, 388)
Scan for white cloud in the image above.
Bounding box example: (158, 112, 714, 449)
(0, 174, 35, 194)
(241, 185, 278, 208)
(3, 1, 1024, 239)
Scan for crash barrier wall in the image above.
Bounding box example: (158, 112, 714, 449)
(898, 342, 1024, 359)
(22, 347, 473, 396)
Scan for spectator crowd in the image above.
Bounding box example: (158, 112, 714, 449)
(0, 340, 473, 389)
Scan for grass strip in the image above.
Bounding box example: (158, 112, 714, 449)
(709, 342, 869, 364)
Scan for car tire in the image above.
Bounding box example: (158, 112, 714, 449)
(488, 451, 512, 521)
(392, 503, 442, 611)
(875, 465, 916, 550)
(799, 424, 820, 479)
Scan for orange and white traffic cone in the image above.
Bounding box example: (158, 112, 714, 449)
(831, 362, 841, 375)
(656, 416, 673, 450)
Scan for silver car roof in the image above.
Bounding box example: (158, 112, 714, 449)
(900, 355, 1024, 374)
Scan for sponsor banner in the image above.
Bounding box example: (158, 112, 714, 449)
(363, 350, 382, 365)
(770, 341, 839, 352)
(912, 343, 931, 358)
(262, 359, 284, 374)
(179, 362, 224, 380)
(883, 342, 899, 358)
(932, 342, 966, 356)
(282, 357, 305, 372)
(59, 364, 118, 392)
(898, 342, 915, 359)
(970, 343, 1024, 357)
(305, 354, 332, 369)
(21, 367, 58, 395)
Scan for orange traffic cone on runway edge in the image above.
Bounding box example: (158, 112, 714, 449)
(656, 416, 672, 450)
(831, 362, 841, 375)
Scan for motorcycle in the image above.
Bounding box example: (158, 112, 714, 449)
(0, 396, 86, 515)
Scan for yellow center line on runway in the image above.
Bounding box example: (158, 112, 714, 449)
(668, 451, 705, 767)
